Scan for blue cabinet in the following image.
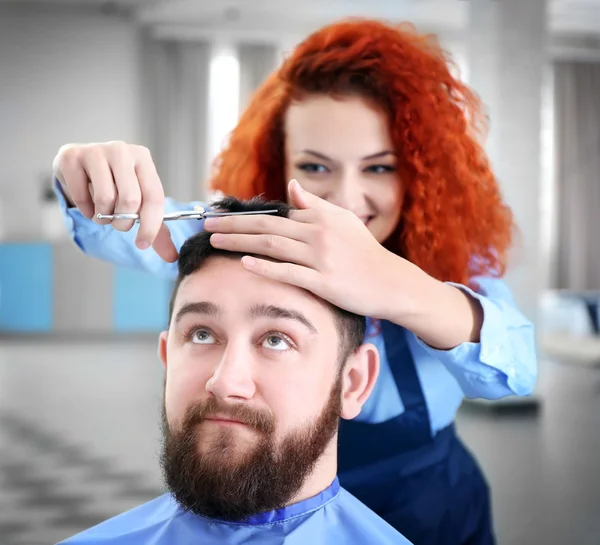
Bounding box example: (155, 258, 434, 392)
(0, 243, 173, 334)
(0, 243, 53, 332)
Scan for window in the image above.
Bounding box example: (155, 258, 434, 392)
(206, 44, 240, 175)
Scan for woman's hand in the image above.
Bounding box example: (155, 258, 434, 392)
(204, 179, 408, 319)
(53, 141, 177, 262)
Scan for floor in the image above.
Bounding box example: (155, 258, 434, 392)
(1, 337, 599, 545)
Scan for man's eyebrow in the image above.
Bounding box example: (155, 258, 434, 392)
(248, 304, 318, 334)
(174, 301, 221, 324)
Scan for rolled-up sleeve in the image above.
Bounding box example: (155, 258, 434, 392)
(412, 276, 537, 399)
(53, 179, 203, 281)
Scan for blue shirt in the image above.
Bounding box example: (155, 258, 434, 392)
(55, 182, 537, 435)
(57, 478, 413, 544)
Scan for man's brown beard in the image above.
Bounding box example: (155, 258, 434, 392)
(159, 377, 343, 522)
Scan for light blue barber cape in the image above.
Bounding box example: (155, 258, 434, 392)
(57, 478, 413, 545)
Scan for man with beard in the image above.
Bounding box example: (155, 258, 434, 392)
(58, 197, 413, 545)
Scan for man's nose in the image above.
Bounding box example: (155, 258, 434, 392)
(205, 343, 256, 401)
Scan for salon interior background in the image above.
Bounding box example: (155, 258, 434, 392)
(0, 1, 600, 544)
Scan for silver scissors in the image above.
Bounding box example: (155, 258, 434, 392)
(96, 205, 279, 223)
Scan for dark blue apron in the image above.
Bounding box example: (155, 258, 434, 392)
(337, 320, 495, 545)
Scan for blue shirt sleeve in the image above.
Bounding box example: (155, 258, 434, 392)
(53, 179, 206, 281)
(411, 276, 537, 400)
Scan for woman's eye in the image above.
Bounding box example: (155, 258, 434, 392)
(365, 164, 396, 174)
(262, 334, 292, 351)
(297, 163, 330, 174)
(191, 329, 216, 344)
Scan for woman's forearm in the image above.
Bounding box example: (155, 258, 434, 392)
(381, 259, 484, 350)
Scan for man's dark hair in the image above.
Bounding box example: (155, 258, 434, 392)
(168, 196, 366, 359)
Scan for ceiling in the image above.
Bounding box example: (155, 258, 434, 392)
(3, 0, 600, 36)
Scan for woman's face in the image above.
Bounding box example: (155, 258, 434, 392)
(284, 94, 403, 243)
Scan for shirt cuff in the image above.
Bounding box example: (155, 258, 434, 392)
(53, 178, 107, 248)
(413, 282, 531, 386)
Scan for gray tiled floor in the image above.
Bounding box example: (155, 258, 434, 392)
(1, 337, 599, 544)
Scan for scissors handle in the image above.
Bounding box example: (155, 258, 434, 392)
(96, 209, 279, 222)
(96, 212, 201, 222)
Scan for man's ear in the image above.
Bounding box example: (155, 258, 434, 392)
(340, 343, 380, 421)
(158, 331, 169, 370)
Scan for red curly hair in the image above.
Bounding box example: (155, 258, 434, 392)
(210, 19, 514, 286)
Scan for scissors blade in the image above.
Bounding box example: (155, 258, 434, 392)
(96, 209, 279, 222)
(202, 210, 279, 218)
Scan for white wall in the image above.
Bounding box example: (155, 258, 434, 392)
(0, 5, 143, 240)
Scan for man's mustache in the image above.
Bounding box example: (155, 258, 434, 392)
(182, 397, 276, 434)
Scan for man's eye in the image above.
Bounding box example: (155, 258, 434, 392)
(190, 329, 216, 344)
(261, 334, 292, 351)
